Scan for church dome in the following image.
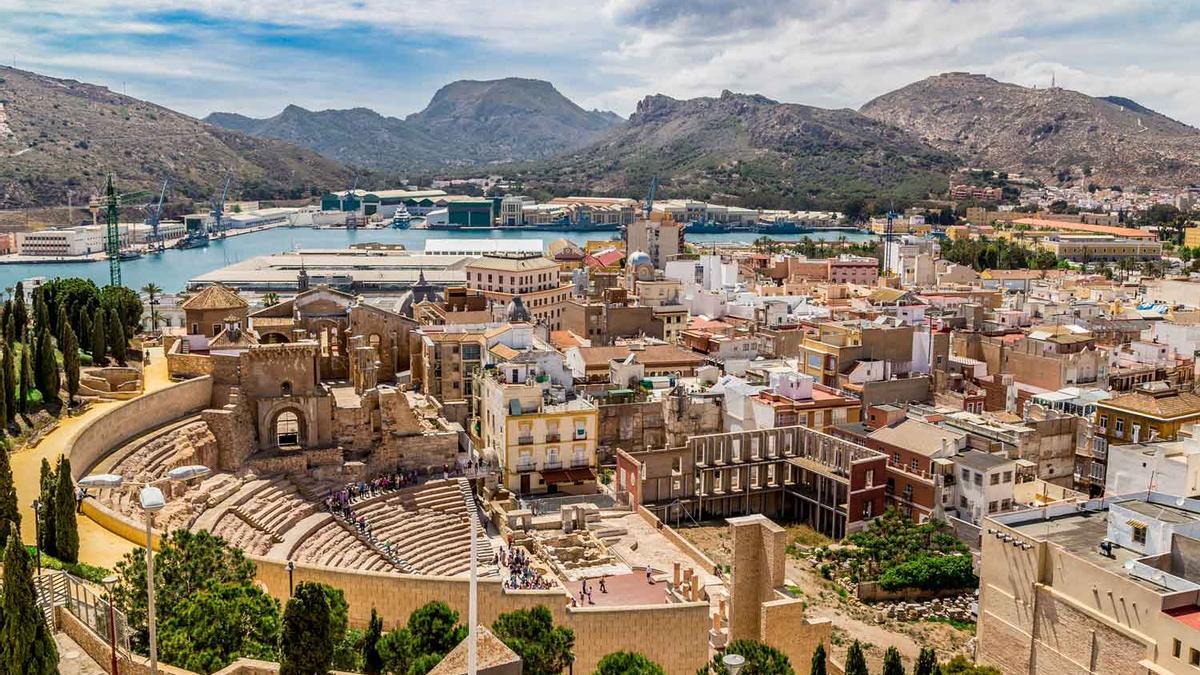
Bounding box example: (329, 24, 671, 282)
(506, 295, 531, 323)
(628, 250, 652, 268)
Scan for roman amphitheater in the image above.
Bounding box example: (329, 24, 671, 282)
(68, 284, 830, 673)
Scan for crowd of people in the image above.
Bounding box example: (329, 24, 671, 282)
(498, 544, 553, 590)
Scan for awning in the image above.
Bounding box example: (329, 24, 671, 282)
(541, 468, 595, 483)
(1127, 519, 1147, 529)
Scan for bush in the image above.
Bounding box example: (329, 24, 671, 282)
(878, 554, 976, 591)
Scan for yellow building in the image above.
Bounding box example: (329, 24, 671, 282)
(1185, 226, 1200, 248)
(1088, 382, 1200, 496)
(477, 360, 598, 495)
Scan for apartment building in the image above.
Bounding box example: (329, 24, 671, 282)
(475, 359, 598, 495)
(1038, 235, 1163, 262)
(951, 449, 1020, 525)
(744, 372, 861, 432)
(799, 320, 915, 388)
(465, 254, 571, 330)
(626, 217, 684, 269)
(1087, 382, 1200, 496)
(617, 423, 887, 539)
(412, 287, 492, 325)
(1003, 326, 1108, 392)
(978, 493, 1200, 674)
(828, 255, 880, 285)
(565, 342, 707, 383)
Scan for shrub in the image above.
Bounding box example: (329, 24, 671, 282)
(878, 554, 976, 591)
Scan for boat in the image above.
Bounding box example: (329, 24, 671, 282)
(683, 220, 734, 234)
(174, 232, 210, 250)
(112, 250, 142, 261)
(390, 206, 414, 229)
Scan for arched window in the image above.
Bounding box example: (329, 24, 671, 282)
(275, 412, 300, 446)
(369, 334, 382, 360)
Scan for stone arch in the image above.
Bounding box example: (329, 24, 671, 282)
(260, 332, 290, 344)
(369, 333, 383, 361)
(268, 405, 307, 448)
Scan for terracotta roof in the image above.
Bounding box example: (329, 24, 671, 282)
(576, 344, 706, 369)
(489, 344, 519, 360)
(869, 419, 964, 457)
(180, 284, 248, 311)
(1101, 389, 1200, 420)
(584, 248, 625, 268)
(549, 330, 588, 350)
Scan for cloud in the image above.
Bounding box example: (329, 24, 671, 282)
(1, 0, 1198, 128)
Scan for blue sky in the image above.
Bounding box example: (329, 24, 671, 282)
(2, 1, 1198, 126)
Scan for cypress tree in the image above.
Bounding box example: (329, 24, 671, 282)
(77, 307, 91, 355)
(3, 309, 12, 346)
(914, 647, 938, 675)
(280, 582, 335, 675)
(37, 458, 56, 558)
(33, 288, 48, 335)
(362, 607, 384, 675)
(811, 643, 827, 675)
(35, 329, 57, 403)
(1, 345, 13, 426)
(1, 533, 59, 674)
(108, 309, 127, 365)
(54, 455, 78, 563)
(13, 281, 27, 341)
(19, 345, 31, 414)
(63, 324, 80, 406)
(0, 441, 17, 552)
(0, 350, 8, 431)
(882, 646, 904, 675)
(91, 311, 106, 365)
(845, 640, 868, 675)
(55, 304, 68, 346)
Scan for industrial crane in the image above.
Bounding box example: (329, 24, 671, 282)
(143, 178, 170, 251)
(643, 176, 658, 219)
(209, 173, 233, 237)
(91, 175, 151, 287)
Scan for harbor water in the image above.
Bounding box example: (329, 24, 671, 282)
(0, 227, 876, 293)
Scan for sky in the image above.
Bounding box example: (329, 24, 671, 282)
(1, 0, 1199, 126)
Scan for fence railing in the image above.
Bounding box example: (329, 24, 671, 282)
(31, 570, 132, 653)
(518, 486, 624, 515)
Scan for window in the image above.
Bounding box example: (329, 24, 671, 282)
(988, 500, 998, 513)
(892, 452, 900, 465)
(864, 469, 874, 487)
(1133, 524, 1147, 545)
(1172, 639, 1180, 658)
(959, 496, 969, 508)
(212, 323, 222, 335)
(1098, 414, 1108, 430)
(1003, 471, 1013, 483)
(275, 411, 300, 446)
(862, 501, 873, 519)
(1115, 418, 1125, 436)
(1001, 498, 1012, 511)
(280, 381, 292, 397)
(990, 473, 1000, 486)
(910, 458, 919, 473)
(961, 468, 970, 481)
(974, 472, 983, 487)
(1190, 647, 1199, 667)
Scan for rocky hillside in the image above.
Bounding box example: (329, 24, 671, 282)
(860, 72, 1200, 186)
(509, 91, 957, 209)
(206, 78, 623, 171)
(0, 66, 354, 209)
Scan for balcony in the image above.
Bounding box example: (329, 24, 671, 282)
(515, 462, 537, 473)
(544, 459, 563, 471)
(570, 457, 590, 469)
(518, 435, 534, 446)
(546, 433, 561, 443)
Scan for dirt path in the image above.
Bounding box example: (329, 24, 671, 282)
(12, 348, 170, 569)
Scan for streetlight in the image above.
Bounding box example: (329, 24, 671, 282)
(722, 653, 746, 675)
(102, 574, 120, 675)
(286, 561, 295, 597)
(78, 464, 212, 675)
(30, 499, 43, 576)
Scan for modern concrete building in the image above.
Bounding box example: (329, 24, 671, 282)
(978, 492, 1200, 674)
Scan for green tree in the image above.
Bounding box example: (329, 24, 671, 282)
(914, 647, 937, 675)
(362, 608, 384, 675)
(112, 529, 258, 653)
(35, 329, 58, 403)
(702, 640, 794, 674)
(63, 324, 80, 405)
(0, 351, 8, 429)
(595, 651, 666, 675)
(0, 534, 58, 674)
(379, 600, 468, 675)
(492, 605, 574, 675)
(100, 285, 143, 338)
(263, 291, 280, 307)
(811, 643, 827, 675)
(19, 344, 31, 413)
(91, 309, 107, 364)
(108, 309, 127, 365)
(1, 344, 13, 425)
(279, 582, 335, 675)
(13, 281, 27, 341)
(845, 641, 868, 675)
(77, 307, 92, 356)
(141, 283, 163, 331)
(0, 441, 17, 551)
(159, 582, 280, 674)
(54, 454, 79, 563)
(55, 303, 68, 346)
(883, 646, 904, 675)
(37, 458, 56, 557)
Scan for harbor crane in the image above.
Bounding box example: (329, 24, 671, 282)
(91, 175, 151, 287)
(209, 173, 233, 236)
(643, 176, 658, 219)
(143, 178, 170, 251)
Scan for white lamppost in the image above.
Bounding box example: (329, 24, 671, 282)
(79, 464, 212, 675)
(722, 653, 746, 675)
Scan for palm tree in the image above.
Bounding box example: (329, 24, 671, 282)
(262, 292, 280, 307)
(141, 283, 163, 332)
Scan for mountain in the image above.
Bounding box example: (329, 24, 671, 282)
(860, 72, 1200, 186)
(507, 91, 958, 209)
(205, 78, 623, 171)
(0, 66, 354, 209)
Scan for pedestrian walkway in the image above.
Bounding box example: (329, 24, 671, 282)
(56, 632, 106, 675)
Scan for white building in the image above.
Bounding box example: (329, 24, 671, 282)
(952, 449, 1019, 525)
(16, 225, 132, 256)
(1105, 438, 1200, 498)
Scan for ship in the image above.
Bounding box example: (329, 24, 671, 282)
(390, 206, 414, 229)
(174, 232, 210, 250)
(683, 220, 734, 234)
(111, 250, 142, 261)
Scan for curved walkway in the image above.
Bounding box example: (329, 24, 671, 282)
(12, 348, 171, 569)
